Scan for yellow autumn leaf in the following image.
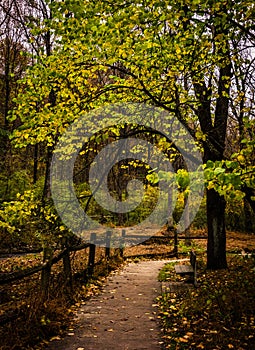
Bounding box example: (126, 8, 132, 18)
(179, 337, 188, 342)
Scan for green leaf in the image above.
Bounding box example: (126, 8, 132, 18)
(214, 167, 225, 175)
(206, 160, 215, 169)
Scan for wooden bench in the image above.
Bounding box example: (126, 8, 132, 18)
(174, 251, 197, 287)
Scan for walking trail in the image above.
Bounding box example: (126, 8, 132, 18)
(46, 260, 170, 350)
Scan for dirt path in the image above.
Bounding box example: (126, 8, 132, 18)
(46, 260, 170, 350)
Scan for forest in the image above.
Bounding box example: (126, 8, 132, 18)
(0, 0, 255, 349)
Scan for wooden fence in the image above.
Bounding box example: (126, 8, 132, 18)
(0, 230, 119, 325)
(0, 229, 207, 325)
(0, 229, 208, 286)
(0, 232, 113, 286)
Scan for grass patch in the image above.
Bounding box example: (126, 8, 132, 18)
(177, 240, 206, 255)
(158, 262, 176, 282)
(157, 254, 255, 349)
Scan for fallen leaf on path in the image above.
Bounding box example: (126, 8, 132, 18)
(50, 336, 61, 341)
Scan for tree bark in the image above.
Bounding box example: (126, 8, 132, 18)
(62, 238, 73, 292)
(42, 147, 53, 201)
(206, 188, 227, 269)
(243, 198, 254, 233)
(199, 51, 231, 269)
(184, 195, 191, 246)
(33, 143, 39, 184)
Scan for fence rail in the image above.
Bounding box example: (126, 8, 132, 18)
(0, 229, 207, 325)
(0, 230, 208, 286)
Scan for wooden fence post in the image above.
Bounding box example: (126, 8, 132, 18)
(120, 229, 126, 258)
(174, 229, 178, 258)
(105, 230, 112, 258)
(41, 246, 53, 299)
(88, 233, 96, 278)
(62, 238, 73, 293)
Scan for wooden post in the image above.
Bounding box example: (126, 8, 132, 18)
(88, 233, 96, 278)
(174, 229, 178, 258)
(41, 246, 53, 300)
(105, 230, 112, 258)
(62, 238, 73, 293)
(120, 229, 126, 258)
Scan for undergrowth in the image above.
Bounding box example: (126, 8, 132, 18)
(0, 253, 124, 350)
(157, 254, 255, 349)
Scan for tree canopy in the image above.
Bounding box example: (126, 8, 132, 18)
(0, 0, 255, 269)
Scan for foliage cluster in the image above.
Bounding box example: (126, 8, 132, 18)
(0, 0, 255, 274)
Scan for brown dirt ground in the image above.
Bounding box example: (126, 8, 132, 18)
(42, 230, 255, 350)
(1, 229, 255, 349)
(124, 229, 255, 258)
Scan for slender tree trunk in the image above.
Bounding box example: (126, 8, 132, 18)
(243, 197, 255, 233)
(62, 238, 73, 293)
(42, 147, 53, 201)
(184, 195, 191, 246)
(33, 144, 39, 184)
(206, 188, 227, 269)
(4, 37, 11, 128)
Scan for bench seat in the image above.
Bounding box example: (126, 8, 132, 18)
(174, 251, 197, 286)
(175, 264, 194, 274)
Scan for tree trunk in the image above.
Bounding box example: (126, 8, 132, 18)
(33, 144, 39, 184)
(42, 147, 53, 201)
(62, 247, 73, 294)
(184, 195, 191, 246)
(206, 188, 227, 269)
(244, 198, 255, 234)
(41, 246, 53, 299)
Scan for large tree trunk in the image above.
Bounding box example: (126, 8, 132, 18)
(206, 188, 227, 269)
(191, 15, 231, 270)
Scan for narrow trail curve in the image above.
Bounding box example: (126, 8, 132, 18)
(46, 260, 170, 350)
